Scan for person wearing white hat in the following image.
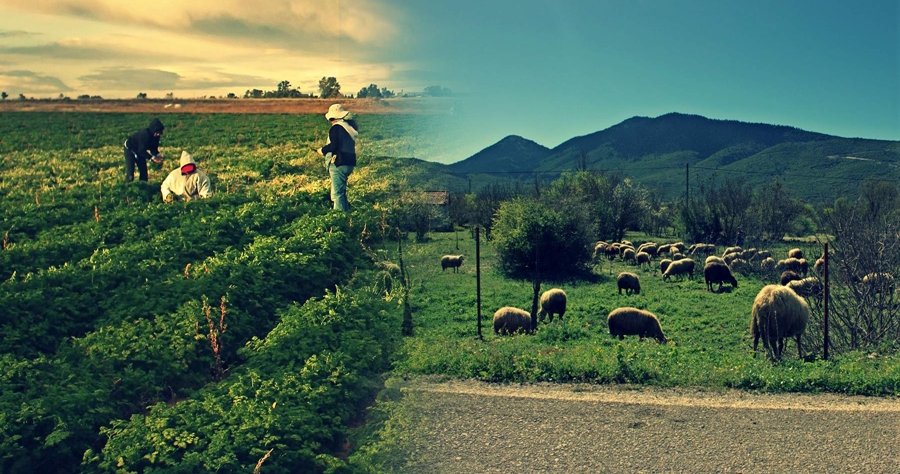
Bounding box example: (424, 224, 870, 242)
(160, 150, 212, 202)
(317, 103, 359, 211)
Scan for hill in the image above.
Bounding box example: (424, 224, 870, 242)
(446, 113, 900, 202)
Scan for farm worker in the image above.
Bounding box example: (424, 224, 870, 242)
(161, 150, 211, 202)
(123, 117, 165, 182)
(316, 104, 358, 211)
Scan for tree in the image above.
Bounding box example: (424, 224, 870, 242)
(423, 85, 452, 97)
(244, 89, 264, 98)
(1, 91, 8, 100)
(358, 83, 395, 99)
(318, 76, 341, 98)
(136, 92, 147, 99)
(226, 92, 237, 99)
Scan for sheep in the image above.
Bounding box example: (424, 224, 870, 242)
(663, 258, 695, 281)
(617, 272, 641, 295)
(756, 250, 773, 261)
(691, 243, 716, 256)
(797, 258, 809, 276)
(635, 251, 652, 269)
(538, 288, 567, 322)
(607, 307, 667, 343)
(493, 307, 532, 335)
(750, 284, 810, 360)
(705, 255, 726, 266)
(760, 257, 776, 273)
(776, 257, 806, 276)
(671, 242, 686, 253)
(376, 260, 402, 276)
(704, 261, 738, 292)
(621, 239, 633, 248)
(723, 252, 741, 265)
(671, 252, 685, 261)
(862, 272, 895, 296)
(440, 255, 465, 272)
(637, 242, 658, 257)
(592, 241, 608, 260)
(605, 243, 620, 260)
(780, 270, 801, 286)
(622, 247, 637, 263)
(657, 244, 673, 256)
(730, 258, 751, 275)
(659, 258, 673, 275)
(788, 248, 804, 259)
(786, 277, 823, 300)
(813, 257, 825, 274)
(724, 246, 743, 256)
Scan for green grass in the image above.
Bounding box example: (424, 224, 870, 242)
(389, 231, 900, 395)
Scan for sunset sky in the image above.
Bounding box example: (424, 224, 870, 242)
(1, 0, 898, 162)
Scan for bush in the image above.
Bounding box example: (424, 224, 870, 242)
(491, 197, 594, 278)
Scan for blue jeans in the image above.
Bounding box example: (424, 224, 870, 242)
(328, 164, 354, 211)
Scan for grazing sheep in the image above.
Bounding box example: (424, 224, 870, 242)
(637, 243, 658, 257)
(671, 242, 686, 253)
(607, 307, 667, 343)
(493, 307, 532, 335)
(539, 288, 567, 322)
(376, 261, 402, 276)
(797, 258, 809, 276)
(663, 258, 696, 281)
(621, 239, 634, 248)
(659, 258, 673, 275)
(862, 272, 895, 295)
(636, 251, 652, 269)
(813, 257, 825, 274)
(657, 244, 673, 256)
(671, 252, 685, 260)
(622, 247, 637, 263)
(592, 241, 608, 260)
(760, 257, 776, 273)
(723, 252, 740, 265)
(751, 285, 810, 360)
(786, 277, 823, 300)
(617, 272, 642, 295)
(780, 270, 802, 286)
(730, 258, 751, 275)
(605, 243, 620, 260)
(724, 246, 743, 256)
(788, 248, 804, 259)
(691, 243, 716, 256)
(756, 250, 773, 261)
(440, 255, 465, 272)
(740, 249, 758, 261)
(705, 256, 726, 266)
(704, 261, 738, 292)
(776, 258, 806, 276)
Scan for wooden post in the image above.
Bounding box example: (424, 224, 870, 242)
(400, 234, 413, 336)
(823, 242, 830, 360)
(475, 226, 483, 340)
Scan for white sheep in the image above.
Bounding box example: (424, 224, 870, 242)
(776, 257, 806, 276)
(705, 255, 726, 266)
(607, 307, 667, 343)
(730, 258, 751, 275)
(538, 288, 567, 322)
(760, 257, 776, 273)
(723, 246, 743, 256)
(635, 251, 652, 269)
(786, 277, 823, 300)
(659, 258, 673, 275)
(663, 258, 695, 281)
(788, 248, 804, 259)
(493, 307, 532, 335)
(751, 284, 810, 360)
(622, 247, 637, 263)
(440, 255, 465, 273)
(617, 272, 641, 295)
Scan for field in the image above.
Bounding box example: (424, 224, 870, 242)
(1, 111, 897, 473)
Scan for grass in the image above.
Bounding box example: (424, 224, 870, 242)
(386, 231, 900, 396)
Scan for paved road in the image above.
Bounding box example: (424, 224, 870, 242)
(392, 380, 900, 473)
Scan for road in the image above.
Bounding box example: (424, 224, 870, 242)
(391, 380, 900, 473)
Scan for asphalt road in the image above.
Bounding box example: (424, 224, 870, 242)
(392, 380, 900, 473)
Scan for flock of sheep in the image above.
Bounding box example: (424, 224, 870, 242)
(438, 239, 894, 361)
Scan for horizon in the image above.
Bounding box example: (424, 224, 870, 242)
(1, 0, 897, 162)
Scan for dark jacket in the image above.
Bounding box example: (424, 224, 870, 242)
(125, 118, 164, 160)
(320, 119, 358, 167)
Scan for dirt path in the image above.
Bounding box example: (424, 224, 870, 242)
(392, 380, 900, 473)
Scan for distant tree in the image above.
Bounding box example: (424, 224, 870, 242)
(18, 93, 26, 101)
(226, 92, 237, 99)
(1, 91, 8, 100)
(77, 94, 91, 100)
(318, 76, 341, 98)
(380, 86, 395, 98)
(244, 89, 264, 98)
(357, 83, 395, 99)
(423, 85, 452, 97)
(136, 92, 147, 99)
(165, 92, 174, 100)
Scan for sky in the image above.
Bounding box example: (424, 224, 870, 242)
(1, 0, 898, 163)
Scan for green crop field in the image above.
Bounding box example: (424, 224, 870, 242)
(1, 112, 897, 473)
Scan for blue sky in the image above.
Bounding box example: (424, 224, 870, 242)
(401, 0, 899, 161)
(1, 0, 897, 162)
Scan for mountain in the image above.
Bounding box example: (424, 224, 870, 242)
(447, 135, 551, 174)
(447, 113, 900, 202)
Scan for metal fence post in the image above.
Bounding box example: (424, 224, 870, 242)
(476, 226, 483, 340)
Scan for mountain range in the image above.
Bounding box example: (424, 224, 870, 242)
(441, 112, 900, 202)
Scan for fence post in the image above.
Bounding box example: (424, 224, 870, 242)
(823, 242, 830, 360)
(476, 226, 483, 340)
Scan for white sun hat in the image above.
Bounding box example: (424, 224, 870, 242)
(325, 103, 350, 120)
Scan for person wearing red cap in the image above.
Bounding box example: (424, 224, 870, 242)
(317, 103, 359, 211)
(161, 150, 212, 202)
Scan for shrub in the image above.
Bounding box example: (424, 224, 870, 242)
(491, 197, 594, 278)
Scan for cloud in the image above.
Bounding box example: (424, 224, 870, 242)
(0, 30, 41, 38)
(0, 70, 71, 92)
(178, 70, 274, 89)
(0, 42, 120, 60)
(79, 67, 181, 90)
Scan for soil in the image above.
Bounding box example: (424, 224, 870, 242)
(392, 379, 900, 473)
(0, 97, 447, 115)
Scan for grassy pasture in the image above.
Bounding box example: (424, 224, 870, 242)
(391, 231, 899, 395)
